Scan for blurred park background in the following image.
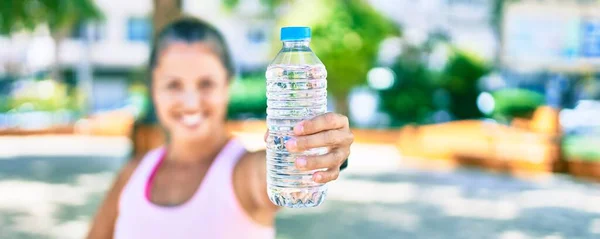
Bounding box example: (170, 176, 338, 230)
(2, 0, 600, 238)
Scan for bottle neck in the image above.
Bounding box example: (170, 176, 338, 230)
(282, 40, 310, 50)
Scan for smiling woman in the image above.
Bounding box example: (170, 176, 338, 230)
(86, 17, 353, 239)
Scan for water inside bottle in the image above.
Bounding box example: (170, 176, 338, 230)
(266, 63, 329, 208)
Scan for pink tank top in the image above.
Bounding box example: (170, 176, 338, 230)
(114, 138, 275, 239)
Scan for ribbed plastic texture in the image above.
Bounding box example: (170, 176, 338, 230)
(265, 37, 328, 208)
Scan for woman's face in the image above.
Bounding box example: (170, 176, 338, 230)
(152, 42, 229, 142)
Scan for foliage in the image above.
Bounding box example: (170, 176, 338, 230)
(126, 83, 150, 120)
(5, 80, 78, 112)
(380, 41, 491, 125)
(224, 0, 398, 115)
(563, 135, 600, 162)
(227, 75, 267, 119)
(276, 0, 399, 109)
(380, 44, 436, 124)
(491, 88, 544, 119)
(0, 95, 10, 113)
(442, 50, 491, 119)
(0, 0, 103, 34)
(223, 0, 286, 12)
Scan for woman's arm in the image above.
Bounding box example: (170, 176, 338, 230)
(233, 113, 354, 224)
(86, 159, 140, 239)
(233, 150, 279, 226)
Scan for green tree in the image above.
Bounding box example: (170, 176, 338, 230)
(277, 0, 399, 114)
(381, 41, 490, 125)
(441, 50, 490, 119)
(223, 0, 285, 12)
(0, 0, 102, 34)
(381, 44, 435, 125)
(0, 0, 103, 81)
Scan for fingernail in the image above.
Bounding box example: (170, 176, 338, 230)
(314, 174, 323, 182)
(296, 157, 307, 168)
(294, 122, 304, 135)
(286, 138, 297, 150)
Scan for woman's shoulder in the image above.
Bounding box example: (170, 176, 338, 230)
(121, 147, 164, 181)
(233, 150, 279, 215)
(85, 151, 149, 238)
(115, 155, 144, 190)
(116, 147, 163, 189)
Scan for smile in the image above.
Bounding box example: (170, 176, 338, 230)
(181, 114, 203, 127)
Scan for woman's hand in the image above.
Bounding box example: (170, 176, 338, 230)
(283, 112, 354, 183)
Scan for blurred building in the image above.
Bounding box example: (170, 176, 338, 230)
(2, 0, 498, 81)
(183, 0, 275, 71)
(368, 0, 497, 60)
(0, 0, 276, 113)
(22, 0, 273, 72)
(502, 1, 600, 71)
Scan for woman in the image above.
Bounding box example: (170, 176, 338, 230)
(87, 17, 353, 239)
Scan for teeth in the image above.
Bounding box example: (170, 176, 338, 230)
(182, 114, 202, 127)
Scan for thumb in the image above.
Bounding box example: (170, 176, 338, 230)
(264, 130, 269, 142)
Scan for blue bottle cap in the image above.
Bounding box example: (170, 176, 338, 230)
(280, 26, 311, 41)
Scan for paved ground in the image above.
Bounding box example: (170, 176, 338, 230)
(1, 136, 600, 239)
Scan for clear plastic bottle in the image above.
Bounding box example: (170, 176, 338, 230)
(265, 26, 328, 208)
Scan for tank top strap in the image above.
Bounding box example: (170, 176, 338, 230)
(118, 146, 165, 210)
(114, 139, 275, 239)
(198, 138, 248, 193)
(215, 138, 248, 174)
(137, 147, 167, 177)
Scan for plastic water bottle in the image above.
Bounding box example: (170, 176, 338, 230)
(265, 26, 328, 208)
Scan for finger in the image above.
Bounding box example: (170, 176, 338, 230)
(264, 130, 269, 142)
(313, 168, 340, 183)
(286, 129, 352, 152)
(294, 112, 349, 135)
(295, 148, 348, 171)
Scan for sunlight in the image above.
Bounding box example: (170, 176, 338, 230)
(498, 230, 530, 239)
(366, 206, 421, 232)
(437, 197, 519, 220)
(328, 180, 417, 204)
(589, 218, 600, 234)
(421, 185, 519, 220)
(517, 190, 600, 214)
(0, 136, 131, 159)
(50, 218, 91, 239)
(0, 172, 114, 237)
